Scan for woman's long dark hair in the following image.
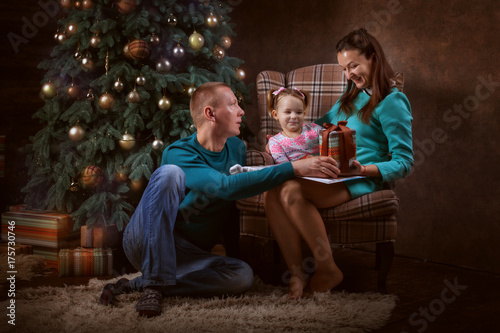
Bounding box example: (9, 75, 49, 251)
(336, 28, 395, 124)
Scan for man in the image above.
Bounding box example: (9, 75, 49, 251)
(100, 82, 340, 317)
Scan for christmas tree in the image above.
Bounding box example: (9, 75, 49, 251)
(23, 0, 250, 231)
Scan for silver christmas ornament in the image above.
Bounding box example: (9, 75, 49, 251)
(156, 58, 172, 73)
(173, 44, 185, 58)
(152, 138, 164, 150)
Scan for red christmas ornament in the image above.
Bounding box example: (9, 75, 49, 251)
(128, 39, 150, 60)
(81, 166, 103, 188)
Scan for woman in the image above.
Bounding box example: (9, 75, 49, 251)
(264, 28, 414, 299)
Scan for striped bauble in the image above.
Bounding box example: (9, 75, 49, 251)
(128, 39, 150, 60)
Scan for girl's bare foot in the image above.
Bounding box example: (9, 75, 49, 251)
(304, 267, 343, 297)
(288, 275, 308, 299)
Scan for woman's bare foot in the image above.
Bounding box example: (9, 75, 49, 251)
(303, 267, 343, 297)
(288, 275, 308, 299)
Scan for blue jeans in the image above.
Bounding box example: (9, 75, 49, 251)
(123, 165, 254, 297)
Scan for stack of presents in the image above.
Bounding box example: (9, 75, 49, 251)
(1, 205, 120, 277)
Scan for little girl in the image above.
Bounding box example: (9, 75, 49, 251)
(266, 87, 323, 163)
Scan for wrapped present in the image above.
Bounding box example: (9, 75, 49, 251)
(319, 121, 357, 173)
(1, 210, 80, 267)
(1, 210, 79, 248)
(33, 247, 59, 268)
(80, 225, 120, 248)
(58, 248, 113, 277)
(6, 204, 27, 212)
(0, 242, 33, 255)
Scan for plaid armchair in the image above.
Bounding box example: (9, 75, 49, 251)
(237, 64, 404, 292)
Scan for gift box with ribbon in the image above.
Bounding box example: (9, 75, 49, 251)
(58, 248, 113, 277)
(80, 225, 120, 248)
(319, 121, 357, 173)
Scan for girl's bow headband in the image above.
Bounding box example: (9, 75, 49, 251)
(272, 87, 305, 99)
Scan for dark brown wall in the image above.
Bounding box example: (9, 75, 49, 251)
(1, 1, 499, 273)
(229, 0, 500, 273)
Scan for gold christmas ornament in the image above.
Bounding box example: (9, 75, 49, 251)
(67, 23, 78, 35)
(127, 90, 140, 103)
(236, 68, 246, 80)
(41, 82, 57, 98)
(115, 0, 137, 14)
(68, 125, 86, 141)
(221, 36, 232, 49)
(205, 12, 218, 27)
(81, 56, 95, 70)
(113, 78, 124, 92)
(67, 83, 79, 99)
(86, 88, 95, 100)
(99, 92, 115, 110)
(74, 49, 82, 60)
(158, 96, 171, 110)
(123, 43, 132, 59)
(82, 0, 93, 9)
(57, 33, 67, 43)
(60, 0, 72, 9)
(187, 86, 196, 96)
(116, 169, 128, 182)
(213, 45, 225, 59)
(188, 31, 204, 50)
(74, 1, 82, 9)
(130, 178, 144, 191)
(90, 35, 101, 48)
(119, 133, 136, 150)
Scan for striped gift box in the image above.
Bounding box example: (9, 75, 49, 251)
(1, 210, 80, 248)
(33, 247, 60, 268)
(0, 242, 33, 255)
(318, 125, 357, 172)
(80, 225, 119, 248)
(1, 210, 80, 267)
(58, 248, 113, 277)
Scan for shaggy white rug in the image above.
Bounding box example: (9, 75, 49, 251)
(0, 254, 49, 281)
(2, 272, 397, 333)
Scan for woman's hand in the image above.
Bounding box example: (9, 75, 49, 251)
(291, 156, 341, 178)
(340, 160, 363, 177)
(340, 160, 382, 177)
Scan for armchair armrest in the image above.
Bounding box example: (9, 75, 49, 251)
(245, 149, 275, 166)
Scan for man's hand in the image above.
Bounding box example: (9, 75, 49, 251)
(291, 156, 341, 178)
